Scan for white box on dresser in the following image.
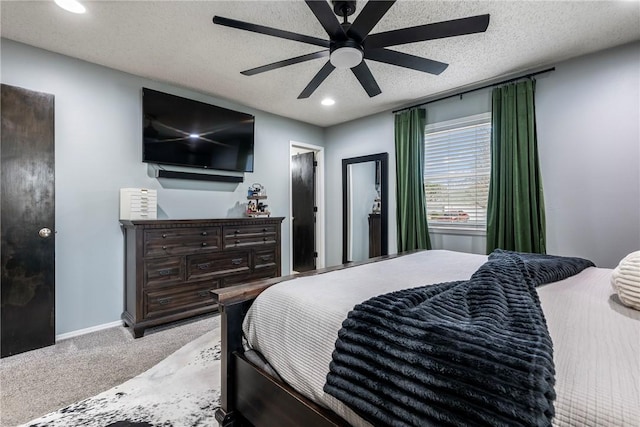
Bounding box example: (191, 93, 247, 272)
(120, 188, 157, 220)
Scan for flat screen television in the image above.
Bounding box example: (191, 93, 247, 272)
(142, 88, 255, 172)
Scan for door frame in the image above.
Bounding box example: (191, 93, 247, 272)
(289, 141, 325, 273)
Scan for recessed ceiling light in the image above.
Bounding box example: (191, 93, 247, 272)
(321, 98, 335, 106)
(54, 0, 86, 14)
(189, 134, 200, 139)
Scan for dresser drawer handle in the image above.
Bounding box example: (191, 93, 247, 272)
(231, 258, 243, 265)
(162, 246, 167, 250)
(158, 268, 172, 276)
(235, 240, 240, 244)
(202, 242, 208, 247)
(259, 255, 271, 261)
(201, 231, 208, 236)
(234, 230, 240, 234)
(263, 237, 267, 242)
(162, 234, 167, 238)
(262, 228, 267, 232)
(197, 290, 209, 298)
(158, 297, 172, 305)
(197, 263, 211, 270)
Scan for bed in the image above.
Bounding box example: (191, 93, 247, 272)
(212, 250, 640, 427)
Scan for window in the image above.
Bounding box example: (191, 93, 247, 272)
(424, 113, 491, 229)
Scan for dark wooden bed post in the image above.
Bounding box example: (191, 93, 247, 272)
(212, 274, 349, 427)
(212, 276, 289, 426)
(215, 298, 252, 427)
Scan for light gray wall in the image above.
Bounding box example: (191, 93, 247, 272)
(1, 39, 324, 336)
(324, 41, 640, 269)
(425, 87, 492, 125)
(324, 112, 397, 267)
(536, 42, 640, 268)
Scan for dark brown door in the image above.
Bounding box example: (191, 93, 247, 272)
(1, 84, 55, 358)
(291, 152, 315, 272)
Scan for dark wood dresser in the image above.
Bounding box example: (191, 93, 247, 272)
(120, 217, 284, 337)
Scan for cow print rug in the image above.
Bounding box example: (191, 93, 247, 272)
(21, 328, 222, 427)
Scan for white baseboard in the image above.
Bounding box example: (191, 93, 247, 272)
(56, 320, 123, 342)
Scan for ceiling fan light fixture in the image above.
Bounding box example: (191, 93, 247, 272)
(330, 47, 363, 69)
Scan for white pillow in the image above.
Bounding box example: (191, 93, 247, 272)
(611, 251, 640, 310)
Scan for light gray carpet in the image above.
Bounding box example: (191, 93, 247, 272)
(0, 314, 220, 427)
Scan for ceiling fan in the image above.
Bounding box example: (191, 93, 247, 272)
(213, 0, 490, 99)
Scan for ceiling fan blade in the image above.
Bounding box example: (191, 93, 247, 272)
(365, 49, 448, 75)
(351, 61, 382, 97)
(242, 51, 330, 76)
(213, 16, 329, 48)
(304, 0, 346, 40)
(365, 14, 490, 48)
(298, 61, 336, 99)
(347, 0, 396, 42)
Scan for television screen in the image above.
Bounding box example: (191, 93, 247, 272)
(142, 88, 255, 172)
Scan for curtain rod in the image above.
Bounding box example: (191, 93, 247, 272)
(392, 67, 556, 114)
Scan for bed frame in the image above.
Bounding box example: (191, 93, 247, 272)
(211, 254, 410, 427)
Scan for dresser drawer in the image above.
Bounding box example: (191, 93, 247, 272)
(187, 251, 250, 280)
(144, 257, 184, 288)
(221, 268, 278, 288)
(145, 227, 221, 257)
(253, 248, 278, 270)
(223, 225, 277, 249)
(251, 267, 278, 281)
(144, 281, 219, 319)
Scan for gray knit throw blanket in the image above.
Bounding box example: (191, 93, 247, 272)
(324, 250, 594, 427)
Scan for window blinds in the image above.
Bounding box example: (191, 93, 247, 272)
(424, 113, 491, 228)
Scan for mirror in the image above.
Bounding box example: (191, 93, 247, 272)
(342, 153, 388, 263)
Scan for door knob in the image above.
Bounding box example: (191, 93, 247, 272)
(38, 228, 52, 238)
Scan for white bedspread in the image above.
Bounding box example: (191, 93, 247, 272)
(243, 250, 640, 426)
(537, 267, 640, 426)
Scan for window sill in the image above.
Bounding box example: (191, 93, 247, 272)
(429, 226, 487, 237)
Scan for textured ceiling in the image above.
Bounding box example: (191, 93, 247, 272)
(1, 0, 639, 127)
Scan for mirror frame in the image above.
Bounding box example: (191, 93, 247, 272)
(342, 152, 389, 264)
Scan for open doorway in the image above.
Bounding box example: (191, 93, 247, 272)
(290, 141, 325, 274)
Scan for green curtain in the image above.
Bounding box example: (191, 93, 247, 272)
(395, 108, 432, 252)
(486, 80, 546, 254)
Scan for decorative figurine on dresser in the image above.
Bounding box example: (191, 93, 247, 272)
(246, 183, 271, 217)
(120, 217, 284, 337)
